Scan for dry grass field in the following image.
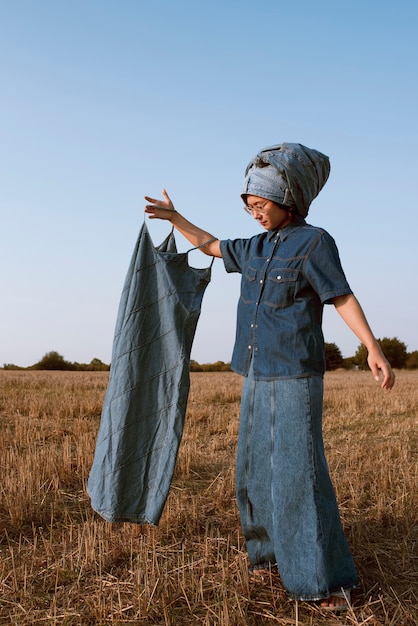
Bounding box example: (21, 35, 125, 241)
(0, 369, 417, 625)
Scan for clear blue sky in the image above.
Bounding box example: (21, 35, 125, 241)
(1, 1, 417, 367)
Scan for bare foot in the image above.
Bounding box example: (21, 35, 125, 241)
(319, 591, 350, 611)
(249, 567, 278, 582)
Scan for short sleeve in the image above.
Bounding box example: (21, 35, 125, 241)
(220, 238, 251, 274)
(303, 231, 352, 304)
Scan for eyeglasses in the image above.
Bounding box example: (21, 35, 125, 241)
(243, 201, 270, 216)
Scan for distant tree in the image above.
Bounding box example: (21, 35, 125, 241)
(406, 351, 418, 369)
(191, 360, 232, 372)
(342, 356, 356, 370)
(88, 358, 110, 371)
(201, 361, 232, 372)
(2, 363, 21, 370)
(324, 343, 344, 371)
(353, 344, 368, 370)
(353, 337, 408, 370)
(31, 351, 74, 370)
(72, 359, 110, 371)
(378, 337, 407, 369)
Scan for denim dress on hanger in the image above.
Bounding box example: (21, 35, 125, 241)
(88, 221, 213, 524)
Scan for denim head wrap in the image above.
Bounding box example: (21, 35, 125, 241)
(241, 143, 330, 217)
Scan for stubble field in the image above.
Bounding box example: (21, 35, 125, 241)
(0, 369, 417, 625)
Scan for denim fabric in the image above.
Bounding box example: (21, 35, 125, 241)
(88, 222, 212, 524)
(220, 219, 352, 379)
(237, 361, 359, 600)
(241, 143, 330, 217)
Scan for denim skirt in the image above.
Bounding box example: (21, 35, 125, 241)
(236, 364, 359, 600)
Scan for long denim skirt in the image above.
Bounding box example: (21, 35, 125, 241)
(236, 365, 359, 600)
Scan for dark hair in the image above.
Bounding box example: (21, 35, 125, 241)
(274, 202, 300, 222)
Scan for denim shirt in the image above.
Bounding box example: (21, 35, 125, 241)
(220, 219, 352, 380)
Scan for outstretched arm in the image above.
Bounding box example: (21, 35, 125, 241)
(144, 189, 222, 258)
(333, 294, 395, 389)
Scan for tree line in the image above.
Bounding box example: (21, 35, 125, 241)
(325, 337, 417, 370)
(2, 351, 110, 371)
(2, 338, 417, 372)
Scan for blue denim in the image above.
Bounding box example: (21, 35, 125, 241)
(237, 361, 359, 600)
(241, 143, 331, 217)
(220, 219, 352, 379)
(88, 222, 213, 524)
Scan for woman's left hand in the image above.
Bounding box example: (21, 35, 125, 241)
(367, 348, 396, 390)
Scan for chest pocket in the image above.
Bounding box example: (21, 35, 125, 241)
(265, 267, 299, 309)
(240, 265, 257, 304)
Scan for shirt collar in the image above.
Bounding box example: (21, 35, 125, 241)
(266, 216, 306, 242)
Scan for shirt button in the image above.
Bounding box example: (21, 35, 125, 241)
(259, 279, 263, 284)
(248, 345, 252, 350)
(277, 275, 281, 280)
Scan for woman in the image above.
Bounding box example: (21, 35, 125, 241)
(144, 143, 395, 611)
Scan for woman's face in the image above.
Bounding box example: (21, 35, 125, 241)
(245, 195, 293, 231)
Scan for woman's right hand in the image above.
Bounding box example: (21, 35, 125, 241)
(144, 188, 177, 220)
